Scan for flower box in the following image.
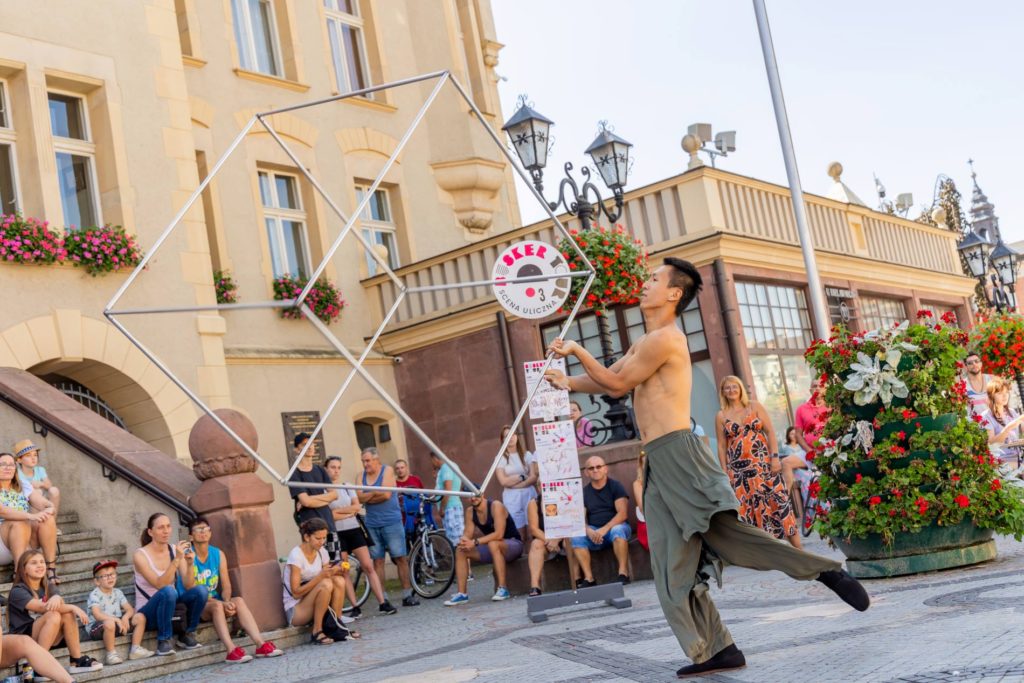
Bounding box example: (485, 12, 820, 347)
(874, 413, 958, 441)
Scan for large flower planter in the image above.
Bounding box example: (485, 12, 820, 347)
(874, 412, 959, 441)
(834, 449, 954, 485)
(832, 519, 996, 579)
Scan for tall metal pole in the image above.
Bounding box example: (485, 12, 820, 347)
(752, 0, 830, 340)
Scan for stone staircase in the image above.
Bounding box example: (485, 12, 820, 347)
(0, 511, 307, 682)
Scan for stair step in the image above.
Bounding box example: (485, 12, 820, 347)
(57, 510, 79, 526)
(57, 529, 104, 554)
(0, 565, 134, 599)
(0, 544, 128, 583)
(0, 623, 309, 682)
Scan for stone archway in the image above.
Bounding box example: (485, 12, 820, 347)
(0, 311, 196, 459)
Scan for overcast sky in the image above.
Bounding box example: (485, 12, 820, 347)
(491, 1, 1024, 244)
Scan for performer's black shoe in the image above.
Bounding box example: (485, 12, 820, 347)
(676, 644, 746, 678)
(817, 569, 870, 611)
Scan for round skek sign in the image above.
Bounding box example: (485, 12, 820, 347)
(491, 240, 570, 319)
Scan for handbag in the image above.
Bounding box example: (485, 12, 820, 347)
(321, 606, 350, 641)
(356, 514, 374, 548)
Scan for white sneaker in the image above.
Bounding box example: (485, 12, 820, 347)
(341, 614, 355, 624)
(105, 651, 124, 665)
(128, 646, 155, 661)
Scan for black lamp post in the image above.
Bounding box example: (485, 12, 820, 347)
(958, 229, 1024, 396)
(503, 96, 636, 441)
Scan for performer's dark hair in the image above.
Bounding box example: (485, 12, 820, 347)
(662, 257, 703, 315)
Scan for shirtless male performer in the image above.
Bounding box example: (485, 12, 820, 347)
(544, 257, 869, 677)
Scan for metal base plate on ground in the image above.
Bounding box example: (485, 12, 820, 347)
(527, 583, 632, 623)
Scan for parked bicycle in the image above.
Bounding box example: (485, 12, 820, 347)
(406, 494, 456, 599)
(342, 554, 371, 612)
(790, 466, 821, 538)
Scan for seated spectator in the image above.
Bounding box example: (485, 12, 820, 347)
(358, 447, 419, 607)
(0, 631, 80, 683)
(7, 549, 103, 674)
(779, 425, 809, 495)
(324, 456, 396, 617)
(289, 433, 338, 557)
(983, 378, 1024, 466)
(283, 518, 358, 645)
(443, 493, 523, 605)
(0, 451, 59, 581)
(14, 439, 61, 516)
(571, 456, 631, 586)
(188, 517, 284, 662)
(525, 497, 567, 597)
(496, 425, 538, 540)
(633, 452, 648, 551)
(132, 513, 209, 656)
(87, 559, 153, 664)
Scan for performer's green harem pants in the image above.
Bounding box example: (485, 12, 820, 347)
(643, 429, 841, 663)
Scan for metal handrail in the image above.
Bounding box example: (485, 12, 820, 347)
(0, 391, 194, 523)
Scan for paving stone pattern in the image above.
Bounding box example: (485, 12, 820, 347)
(152, 535, 1024, 683)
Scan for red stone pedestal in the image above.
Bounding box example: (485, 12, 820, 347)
(189, 409, 285, 630)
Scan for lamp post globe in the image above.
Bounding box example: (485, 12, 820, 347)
(585, 122, 633, 191)
(501, 98, 553, 182)
(989, 238, 1020, 288)
(957, 230, 991, 279)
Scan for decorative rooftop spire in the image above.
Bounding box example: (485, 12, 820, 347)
(967, 159, 1000, 242)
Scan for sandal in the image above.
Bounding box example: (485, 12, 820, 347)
(46, 560, 62, 586)
(347, 629, 361, 640)
(311, 631, 334, 645)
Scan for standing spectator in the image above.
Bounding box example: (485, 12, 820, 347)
(570, 456, 631, 586)
(188, 517, 284, 662)
(570, 401, 596, 448)
(633, 452, 648, 551)
(525, 496, 567, 596)
(133, 513, 209, 656)
(6, 549, 103, 674)
(0, 451, 59, 581)
(86, 559, 153, 664)
(394, 459, 430, 539)
(716, 376, 800, 548)
(794, 378, 829, 454)
(982, 378, 1024, 465)
(282, 518, 356, 644)
(0, 631, 79, 683)
(13, 439, 61, 515)
(324, 456, 396, 617)
(443, 494, 522, 605)
(289, 433, 338, 559)
(779, 425, 810, 497)
(393, 459, 422, 489)
(358, 448, 419, 607)
(0, 452, 35, 569)
(964, 352, 995, 419)
(495, 425, 538, 540)
(431, 452, 473, 582)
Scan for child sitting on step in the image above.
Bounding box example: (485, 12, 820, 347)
(14, 439, 61, 516)
(87, 559, 155, 665)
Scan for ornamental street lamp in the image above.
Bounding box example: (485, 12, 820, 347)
(503, 96, 635, 442)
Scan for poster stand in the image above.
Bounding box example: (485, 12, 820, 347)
(522, 359, 632, 623)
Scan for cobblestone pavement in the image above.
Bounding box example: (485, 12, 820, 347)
(153, 535, 1024, 683)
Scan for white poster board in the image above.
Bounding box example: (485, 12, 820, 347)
(533, 420, 580, 481)
(523, 358, 570, 422)
(539, 479, 586, 540)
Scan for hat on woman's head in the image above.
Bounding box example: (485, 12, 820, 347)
(13, 439, 40, 459)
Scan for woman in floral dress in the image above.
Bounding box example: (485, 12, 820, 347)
(714, 376, 800, 548)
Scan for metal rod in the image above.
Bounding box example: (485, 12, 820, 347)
(102, 312, 284, 480)
(109, 300, 295, 316)
(296, 302, 481, 495)
(257, 70, 450, 117)
(408, 270, 590, 293)
(298, 72, 451, 301)
(752, 0, 830, 340)
(105, 117, 259, 313)
(283, 480, 478, 498)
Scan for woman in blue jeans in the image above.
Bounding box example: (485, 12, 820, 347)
(132, 513, 209, 656)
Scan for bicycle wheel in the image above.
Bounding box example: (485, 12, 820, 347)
(342, 558, 371, 611)
(801, 490, 818, 538)
(410, 531, 455, 599)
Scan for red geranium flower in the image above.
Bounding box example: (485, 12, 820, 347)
(954, 494, 970, 508)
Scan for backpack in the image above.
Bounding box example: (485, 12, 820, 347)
(321, 606, 350, 642)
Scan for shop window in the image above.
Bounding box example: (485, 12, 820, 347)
(859, 295, 907, 332)
(259, 170, 309, 279)
(48, 92, 99, 228)
(920, 302, 959, 327)
(735, 281, 812, 351)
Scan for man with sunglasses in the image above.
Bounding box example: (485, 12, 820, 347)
(964, 352, 994, 419)
(570, 456, 631, 587)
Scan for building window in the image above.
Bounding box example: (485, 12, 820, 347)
(259, 171, 309, 279)
(325, 0, 371, 96)
(736, 282, 814, 437)
(920, 302, 958, 327)
(231, 0, 282, 76)
(356, 184, 398, 275)
(859, 295, 906, 331)
(736, 282, 813, 351)
(48, 92, 99, 228)
(0, 80, 19, 213)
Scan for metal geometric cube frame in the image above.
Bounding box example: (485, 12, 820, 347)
(104, 71, 596, 499)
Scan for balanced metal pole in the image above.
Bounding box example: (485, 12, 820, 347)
(752, 0, 830, 340)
